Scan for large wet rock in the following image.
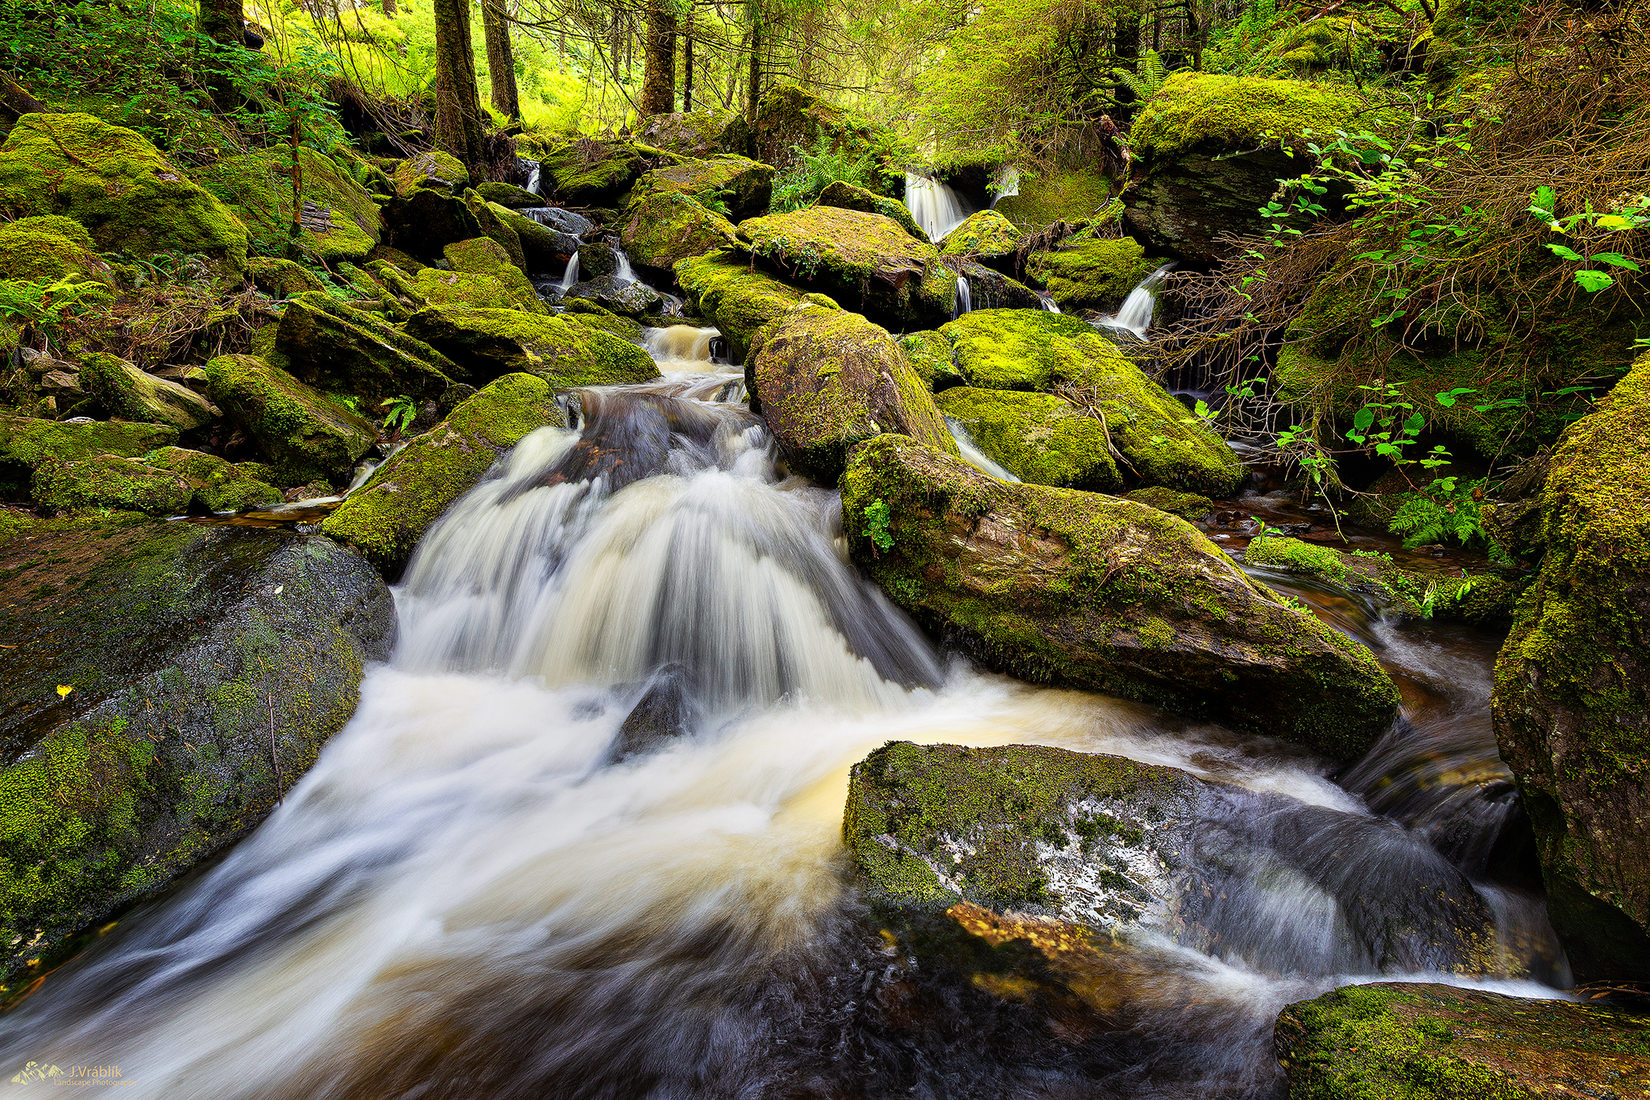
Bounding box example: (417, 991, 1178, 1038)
(204, 353, 378, 485)
(274, 291, 458, 402)
(488, 203, 578, 273)
(619, 191, 737, 273)
(0, 113, 248, 275)
(409, 237, 545, 314)
(381, 187, 484, 263)
(322, 373, 566, 575)
(936, 387, 1120, 490)
(945, 258, 1043, 311)
(1492, 354, 1650, 981)
(1124, 75, 1384, 265)
(749, 304, 956, 481)
(194, 145, 381, 263)
(0, 517, 394, 996)
(737, 206, 955, 330)
(817, 180, 929, 243)
(675, 250, 841, 362)
(538, 138, 646, 203)
(1275, 983, 1650, 1098)
(1025, 237, 1152, 312)
(405, 305, 659, 387)
(939, 209, 1020, 268)
(841, 435, 1399, 757)
(636, 108, 743, 159)
(629, 154, 774, 222)
(929, 310, 1244, 496)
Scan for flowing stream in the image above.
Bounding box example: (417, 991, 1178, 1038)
(904, 171, 972, 241)
(0, 313, 1568, 1098)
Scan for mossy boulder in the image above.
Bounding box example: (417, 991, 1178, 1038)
(0, 215, 115, 287)
(841, 434, 1399, 757)
(0, 416, 176, 478)
(246, 255, 328, 298)
(935, 387, 1120, 490)
(146, 446, 282, 512)
(938, 209, 1021, 272)
(1492, 355, 1650, 980)
(0, 113, 248, 274)
(898, 330, 966, 390)
(742, 84, 904, 188)
(0, 517, 394, 996)
(1125, 485, 1215, 520)
(488, 202, 579, 273)
(204, 353, 378, 485)
(405, 305, 660, 387)
(932, 310, 1245, 496)
(1025, 237, 1152, 312)
(947, 258, 1044, 311)
(631, 154, 774, 221)
(408, 237, 545, 314)
(274, 291, 457, 401)
(817, 181, 929, 243)
(1246, 534, 1519, 625)
(994, 168, 1114, 230)
(475, 181, 543, 208)
(540, 138, 645, 203)
(749, 304, 956, 481)
(193, 145, 382, 263)
(321, 373, 566, 575)
(619, 190, 738, 273)
(1124, 74, 1393, 264)
(464, 191, 527, 272)
(392, 151, 469, 196)
(637, 108, 743, 158)
(381, 187, 485, 263)
(675, 250, 841, 362)
(1275, 982, 1650, 1098)
(737, 206, 955, 330)
(79, 353, 219, 432)
(30, 453, 192, 514)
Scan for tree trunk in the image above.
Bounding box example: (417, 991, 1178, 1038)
(432, 0, 487, 169)
(0, 74, 52, 122)
(481, 0, 521, 122)
(639, 0, 677, 115)
(745, 2, 762, 123)
(197, 0, 246, 47)
(683, 20, 694, 112)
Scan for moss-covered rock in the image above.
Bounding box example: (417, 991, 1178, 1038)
(0, 517, 394, 996)
(675, 250, 841, 363)
(1025, 237, 1152, 312)
(464, 191, 527, 272)
(0, 416, 176, 477)
(0, 113, 248, 274)
(898, 329, 966, 390)
(1124, 485, 1215, 520)
(749, 304, 956, 481)
(933, 310, 1245, 496)
(380, 187, 485, 263)
(321, 373, 566, 575)
(947, 258, 1044, 311)
(204, 353, 378, 485)
(193, 145, 382, 263)
(1492, 354, 1650, 980)
(488, 202, 580, 273)
(841, 434, 1399, 757)
(935, 387, 1120, 490)
(31, 453, 191, 514)
(475, 181, 543, 208)
(631, 154, 774, 222)
(79, 353, 219, 432)
(637, 108, 743, 158)
(619, 190, 738, 272)
(540, 138, 644, 203)
(274, 291, 458, 401)
(405, 305, 660, 387)
(938, 209, 1021, 267)
(737, 206, 955, 330)
(1275, 982, 1650, 1098)
(817, 181, 929, 243)
(406, 237, 545, 314)
(246, 255, 328, 298)
(0, 215, 115, 286)
(994, 168, 1114, 230)
(1247, 535, 1519, 625)
(392, 150, 469, 196)
(146, 446, 282, 512)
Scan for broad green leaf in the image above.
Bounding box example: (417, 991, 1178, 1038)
(1574, 269, 1616, 292)
(1544, 243, 1585, 262)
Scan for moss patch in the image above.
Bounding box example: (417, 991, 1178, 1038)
(193, 145, 381, 262)
(1131, 73, 1397, 163)
(1025, 238, 1152, 312)
(936, 387, 1120, 490)
(405, 306, 660, 388)
(675, 250, 841, 362)
(205, 353, 378, 485)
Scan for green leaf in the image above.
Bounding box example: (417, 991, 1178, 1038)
(1352, 407, 1375, 434)
(1574, 269, 1616, 292)
(1529, 186, 1557, 216)
(1544, 243, 1585, 262)
(1591, 252, 1641, 271)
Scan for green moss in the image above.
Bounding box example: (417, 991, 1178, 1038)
(898, 330, 965, 390)
(204, 354, 377, 485)
(994, 169, 1115, 231)
(1268, 16, 1384, 76)
(31, 453, 191, 514)
(0, 215, 114, 286)
(147, 447, 282, 512)
(246, 256, 329, 298)
(817, 181, 929, 242)
(1275, 982, 1650, 1099)
(619, 190, 737, 271)
(392, 151, 469, 196)
(540, 139, 644, 203)
(936, 387, 1121, 490)
(0, 416, 177, 470)
(322, 372, 564, 574)
(1025, 238, 1151, 312)
(629, 154, 774, 221)
(675, 250, 841, 362)
(0, 113, 248, 274)
(79, 353, 218, 432)
(409, 237, 546, 314)
(274, 291, 457, 401)
(737, 205, 954, 329)
(1124, 485, 1215, 520)
(193, 145, 381, 262)
(939, 210, 1022, 261)
(405, 306, 660, 387)
(1131, 73, 1397, 162)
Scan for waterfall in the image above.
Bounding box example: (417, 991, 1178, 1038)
(904, 171, 971, 242)
(990, 164, 1020, 208)
(522, 158, 542, 196)
(643, 325, 722, 372)
(1039, 293, 1061, 313)
(953, 275, 972, 318)
(557, 251, 581, 292)
(945, 417, 1019, 482)
(613, 249, 637, 285)
(523, 206, 596, 238)
(1100, 263, 1176, 338)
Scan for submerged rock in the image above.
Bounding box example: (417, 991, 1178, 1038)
(1275, 983, 1650, 1098)
(0, 113, 248, 275)
(405, 306, 659, 387)
(674, 250, 841, 363)
(749, 304, 956, 481)
(322, 373, 566, 575)
(737, 206, 955, 330)
(935, 387, 1120, 490)
(194, 145, 382, 263)
(204, 353, 378, 485)
(1493, 354, 1650, 980)
(841, 435, 1399, 757)
(0, 517, 394, 997)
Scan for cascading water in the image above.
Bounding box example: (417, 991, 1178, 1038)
(556, 250, 581, 292)
(954, 275, 973, 317)
(613, 248, 637, 285)
(522, 158, 542, 196)
(0, 332, 1570, 1098)
(904, 171, 972, 242)
(1039, 293, 1062, 312)
(1101, 262, 1176, 338)
(991, 164, 1020, 208)
(946, 416, 1019, 482)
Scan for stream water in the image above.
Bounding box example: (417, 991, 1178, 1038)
(0, 313, 1568, 1098)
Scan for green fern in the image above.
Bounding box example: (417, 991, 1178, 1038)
(1388, 479, 1488, 549)
(1114, 49, 1170, 102)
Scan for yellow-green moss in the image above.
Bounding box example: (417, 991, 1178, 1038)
(936, 387, 1121, 490)
(629, 154, 773, 221)
(147, 447, 282, 512)
(273, 291, 458, 401)
(541, 139, 643, 202)
(1131, 73, 1397, 162)
(817, 180, 929, 243)
(193, 145, 381, 262)
(404, 306, 660, 387)
(994, 169, 1115, 230)
(619, 190, 737, 271)
(204, 353, 377, 485)
(31, 453, 191, 514)
(675, 250, 841, 362)
(0, 215, 114, 286)
(392, 150, 469, 196)
(1025, 237, 1151, 311)
(939, 210, 1022, 261)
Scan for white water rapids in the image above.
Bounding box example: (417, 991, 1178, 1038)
(0, 327, 1569, 1098)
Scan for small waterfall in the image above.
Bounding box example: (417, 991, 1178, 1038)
(557, 251, 581, 292)
(945, 417, 1019, 482)
(990, 164, 1020, 209)
(953, 275, 972, 318)
(522, 206, 596, 239)
(613, 249, 637, 285)
(903, 171, 971, 242)
(1038, 293, 1061, 313)
(643, 325, 722, 373)
(522, 158, 542, 196)
(1100, 263, 1175, 338)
